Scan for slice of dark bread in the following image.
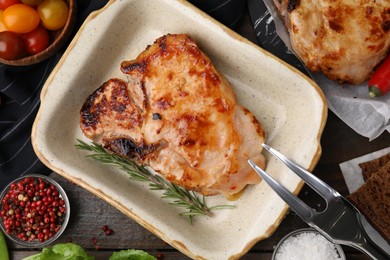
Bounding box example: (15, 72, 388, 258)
(359, 152, 390, 181)
(347, 163, 390, 244)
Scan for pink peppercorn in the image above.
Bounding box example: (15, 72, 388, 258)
(0, 176, 67, 243)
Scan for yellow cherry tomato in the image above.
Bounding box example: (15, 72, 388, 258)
(37, 0, 68, 31)
(3, 4, 40, 33)
(0, 11, 8, 32)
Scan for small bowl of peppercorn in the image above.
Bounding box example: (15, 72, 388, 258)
(0, 174, 70, 247)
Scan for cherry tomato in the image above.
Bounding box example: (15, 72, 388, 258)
(37, 0, 68, 31)
(0, 31, 24, 60)
(22, 25, 49, 54)
(0, 11, 8, 32)
(0, 0, 20, 10)
(20, 0, 42, 6)
(3, 4, 40, 33)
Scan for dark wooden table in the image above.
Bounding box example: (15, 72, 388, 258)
(7, 7, 390, 260)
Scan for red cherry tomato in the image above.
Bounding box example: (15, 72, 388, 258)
(0, 31, 24, 60)
(0, 0, 20, 10)
(3, 4, 40, 33)
(37, 0, 68, 30)
(22, 25, 49, 54)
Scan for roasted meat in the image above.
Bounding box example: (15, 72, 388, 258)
(80, 34, 265, 197)
(273, 0, 390, 84)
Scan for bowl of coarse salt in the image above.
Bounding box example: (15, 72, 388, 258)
(272, 228, 346, 260)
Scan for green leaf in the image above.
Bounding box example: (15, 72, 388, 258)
(0, 231, 9, 260)
(22, 243, 94, 260)
(109, 249, 156, 260)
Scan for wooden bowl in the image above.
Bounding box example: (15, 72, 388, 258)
(0, 0, 77, 66)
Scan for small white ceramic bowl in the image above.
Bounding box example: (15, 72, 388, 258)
(0, 174, 70, 247)
(272, 228, 346, 260)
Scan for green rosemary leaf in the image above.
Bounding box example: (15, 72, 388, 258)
(209, 205, 236, 210)
(180, 212, 205, 217)
(75, 139, 234, 222)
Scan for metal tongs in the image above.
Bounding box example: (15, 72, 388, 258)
(248, 144, 390, 260)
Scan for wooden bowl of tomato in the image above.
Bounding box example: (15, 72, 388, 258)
(0, 0, 76, 66)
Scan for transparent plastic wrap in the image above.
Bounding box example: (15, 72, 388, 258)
(251, 0, 390, 140)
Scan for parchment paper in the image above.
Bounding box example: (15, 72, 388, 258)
(260, 0, 390, 140)
(339, 147, 390, 253)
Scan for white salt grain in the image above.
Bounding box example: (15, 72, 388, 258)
(274, 231, 342, 260)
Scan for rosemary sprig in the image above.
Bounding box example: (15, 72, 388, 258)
(75, 139, 234, 223)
